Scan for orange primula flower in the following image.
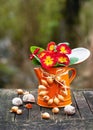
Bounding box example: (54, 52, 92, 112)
(57, 53, 70, 65)
(38, 51, 46, 59)
(47, 42, 56, 52)
(29, 41, 73, 69)
(56, 44, 71, 54)
(40, 52, 56, 69)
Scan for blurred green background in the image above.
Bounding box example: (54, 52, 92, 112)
(0, 0, 93, 89)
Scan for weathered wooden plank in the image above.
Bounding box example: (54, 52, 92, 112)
(1, 89, 93, 130)
(0, 89, 17, 121)
(73, 91, 93, 119)
(10, 89, 40, 122)
(83, 91, 93, 113)
(71, 91, 81, 119)
(0, 120, 87, 130)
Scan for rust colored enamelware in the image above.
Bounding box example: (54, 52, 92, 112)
(34, 67, 76, 108)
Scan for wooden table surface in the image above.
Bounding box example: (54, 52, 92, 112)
(0, 89, 93, 130)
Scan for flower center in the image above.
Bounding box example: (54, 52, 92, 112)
(50, 45, 54, 51)
(60, 47, 67, 53)
(44, 56, 54, 65)
(58, 57, 67, 63)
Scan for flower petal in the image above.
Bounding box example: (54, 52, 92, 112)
(38, 51, 47, 59)
(29, 48, 40, 60)
(56, 44, 71, 54)
(34, 48, 40, 54)
(57, 53, 70, 65)
(29, 54, 34, 60)
(40, 52, 56, 69)
(47, 41, 56, 52)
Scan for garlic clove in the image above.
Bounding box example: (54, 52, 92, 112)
(43, 95, 50, 102)
(12, 97, 23, 106)
(23, 94, 35, 103)
(39, 91, 48, 96)
(41, 79, 48, 86)
(16, 109, 23, 115)
(53, 97, 60, 105)
(46, 77, 54, 84)
(48, 98, 53, 105)
(10, 106, 19, 113)
(52, 107, 59, 114)
(41, 112, 50, 119)
(16, 89, 24, 95)
(64, 105, 76, 115)
(58, 94, 64, 101)
(38, 85, 47, 90)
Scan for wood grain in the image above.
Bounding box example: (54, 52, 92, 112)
(0, 89, 93, 130)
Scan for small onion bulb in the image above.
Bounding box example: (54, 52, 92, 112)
(10, 106, 19, 113)
(16, 89, 24, 95)
(52, 107, 59, 114)
(64, 105, 76, 115)
(23, 94, 35, 103)
(41, 112, 50, 119)
(16, 109, 23, 115)
(12, 97, 23, 106)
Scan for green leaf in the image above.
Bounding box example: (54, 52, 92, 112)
(30, 46, 44, 65)
(34, 55, 40, 62)
(31, 55, 41, 65)
(30, 46, 44, 53)
(32, 58, 41, 65)
(70, 57, 79, 65)
(55, 63, 66, 67)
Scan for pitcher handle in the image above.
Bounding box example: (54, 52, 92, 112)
(68, 68, 76, 84)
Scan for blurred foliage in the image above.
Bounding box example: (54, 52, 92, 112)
(0, 0, 65, 44)
(36, 0, 65, 44)
(0, 0, 93, 47)
(80, 0, 93, 43)
(0, 0, 21, 37)
(63, 0, 81, 48)
(0, 63, 17, 88)
(0, 0, 93, 88)
(0, 0, 66, 67)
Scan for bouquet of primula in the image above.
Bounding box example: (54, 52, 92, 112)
(29, 42, 78, 70)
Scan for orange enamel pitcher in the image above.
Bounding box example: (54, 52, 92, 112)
(34, 67, 76, 108)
